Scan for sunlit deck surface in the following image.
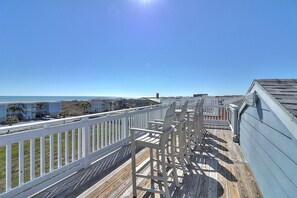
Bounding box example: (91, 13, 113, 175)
(34, 128, 262, 198)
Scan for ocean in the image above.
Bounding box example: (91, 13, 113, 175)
(0, 96, 116, 103)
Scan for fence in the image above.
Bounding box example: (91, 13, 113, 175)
(0, 104, 168, 197)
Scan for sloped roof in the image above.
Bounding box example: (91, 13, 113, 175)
(256, 79, 297, 119)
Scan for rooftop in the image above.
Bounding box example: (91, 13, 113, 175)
(255, 79, 297, 119)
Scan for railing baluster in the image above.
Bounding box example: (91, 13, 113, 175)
(50, 134, 54, 171)
(97, 124, 100, 150)
(118, 119, 120, 140)
(72, 129, 75, 162)
(114, 120, 117, 142)
(78, 128, 82, 159)
(105, 122, 108, 146)
(40, 136, 45, 175)
(108, 121, 111, 145)
(58, 132, 62, 168)
(92, 125, 95, 152)
(19, 141, 24, 186)
(30, 139, 35, 180)
(112, 120, 115, 143)
(65, 130, 69, 165)
(101, 123, 104, 148)
(123, 115, 127, 140)
(6, 144, 11, 191)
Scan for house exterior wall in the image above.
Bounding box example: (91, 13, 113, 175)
(239, 95, 297, 197)
(90, 100, 107, 113)
(0, 104, 6, 122)
(46, 102, 61, 116)
(22, 103, 36, 120)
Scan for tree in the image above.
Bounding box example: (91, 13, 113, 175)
(80, 102, 91, 114)
(8, 105, 21, 119)
(6, 116, 19, 126)
(60, 110, 70, 118)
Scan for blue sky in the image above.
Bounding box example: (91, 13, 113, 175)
(0, 0, 296, 97)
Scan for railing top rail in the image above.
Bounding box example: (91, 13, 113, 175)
(0, 104, 167, 134)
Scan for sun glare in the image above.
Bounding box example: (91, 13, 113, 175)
(139, 0, 152, 4)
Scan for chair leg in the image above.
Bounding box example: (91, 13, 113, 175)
(161, 147, 170, 198)
(185, 129, 191, 163)
(178, 133, 187, 174)
(150, 147, 154, 191)
(170, 133, 180, 187)
(131, 139, 137, 197)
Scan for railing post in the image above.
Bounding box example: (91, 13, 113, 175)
(124, 110, 130, 145)
(82, 117, 91, 168)
(146, 108, 150, 129)
(229, 104, 239, 143)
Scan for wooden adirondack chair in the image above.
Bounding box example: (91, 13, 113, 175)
(130, 102, 179, 197)
(172, 100, 190, 174)
(189, 98, 205, 149)
(149, 101, 190, 174)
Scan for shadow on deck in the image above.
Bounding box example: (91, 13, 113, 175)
(34, 129, 262, 198)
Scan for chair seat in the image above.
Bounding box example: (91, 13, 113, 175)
(136, 133, 162, 149)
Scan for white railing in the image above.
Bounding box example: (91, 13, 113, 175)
(203, 104, 230, 126)
(0, 104, 168, 197)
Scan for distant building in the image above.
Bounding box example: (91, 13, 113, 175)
(0, 104, 6, 123)
(90, 99, 113, 113)
(0, 101, 61, 123)
(89, 98, 155, 113)
(193, 93, 208, 97)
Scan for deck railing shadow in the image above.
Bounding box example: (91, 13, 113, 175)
(205, 132, 227, 143)
(189, 154, 237, 183)
(204, 139, 229, 152)
(34, 144, 138, 198)
(189, 131, 238, 183)
(198, 146, 233, 164)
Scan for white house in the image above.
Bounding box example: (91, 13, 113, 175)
(0, 101, 62, 123)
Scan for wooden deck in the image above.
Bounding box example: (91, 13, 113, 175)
(33, 128, 261, 198)
(77, 129, 262, 198)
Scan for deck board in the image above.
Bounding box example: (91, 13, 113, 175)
(34, 129, 262, 198)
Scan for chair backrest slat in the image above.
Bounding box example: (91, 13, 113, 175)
(163, 102, 176, 132)
(179, 101, 189, 122)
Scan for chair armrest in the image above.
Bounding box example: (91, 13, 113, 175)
(149, 121, 163, 125)
(154, 119, 164, 122)
(130, 128, 163, 136)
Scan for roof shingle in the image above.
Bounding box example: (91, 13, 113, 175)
(256, 79, 297, 119)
